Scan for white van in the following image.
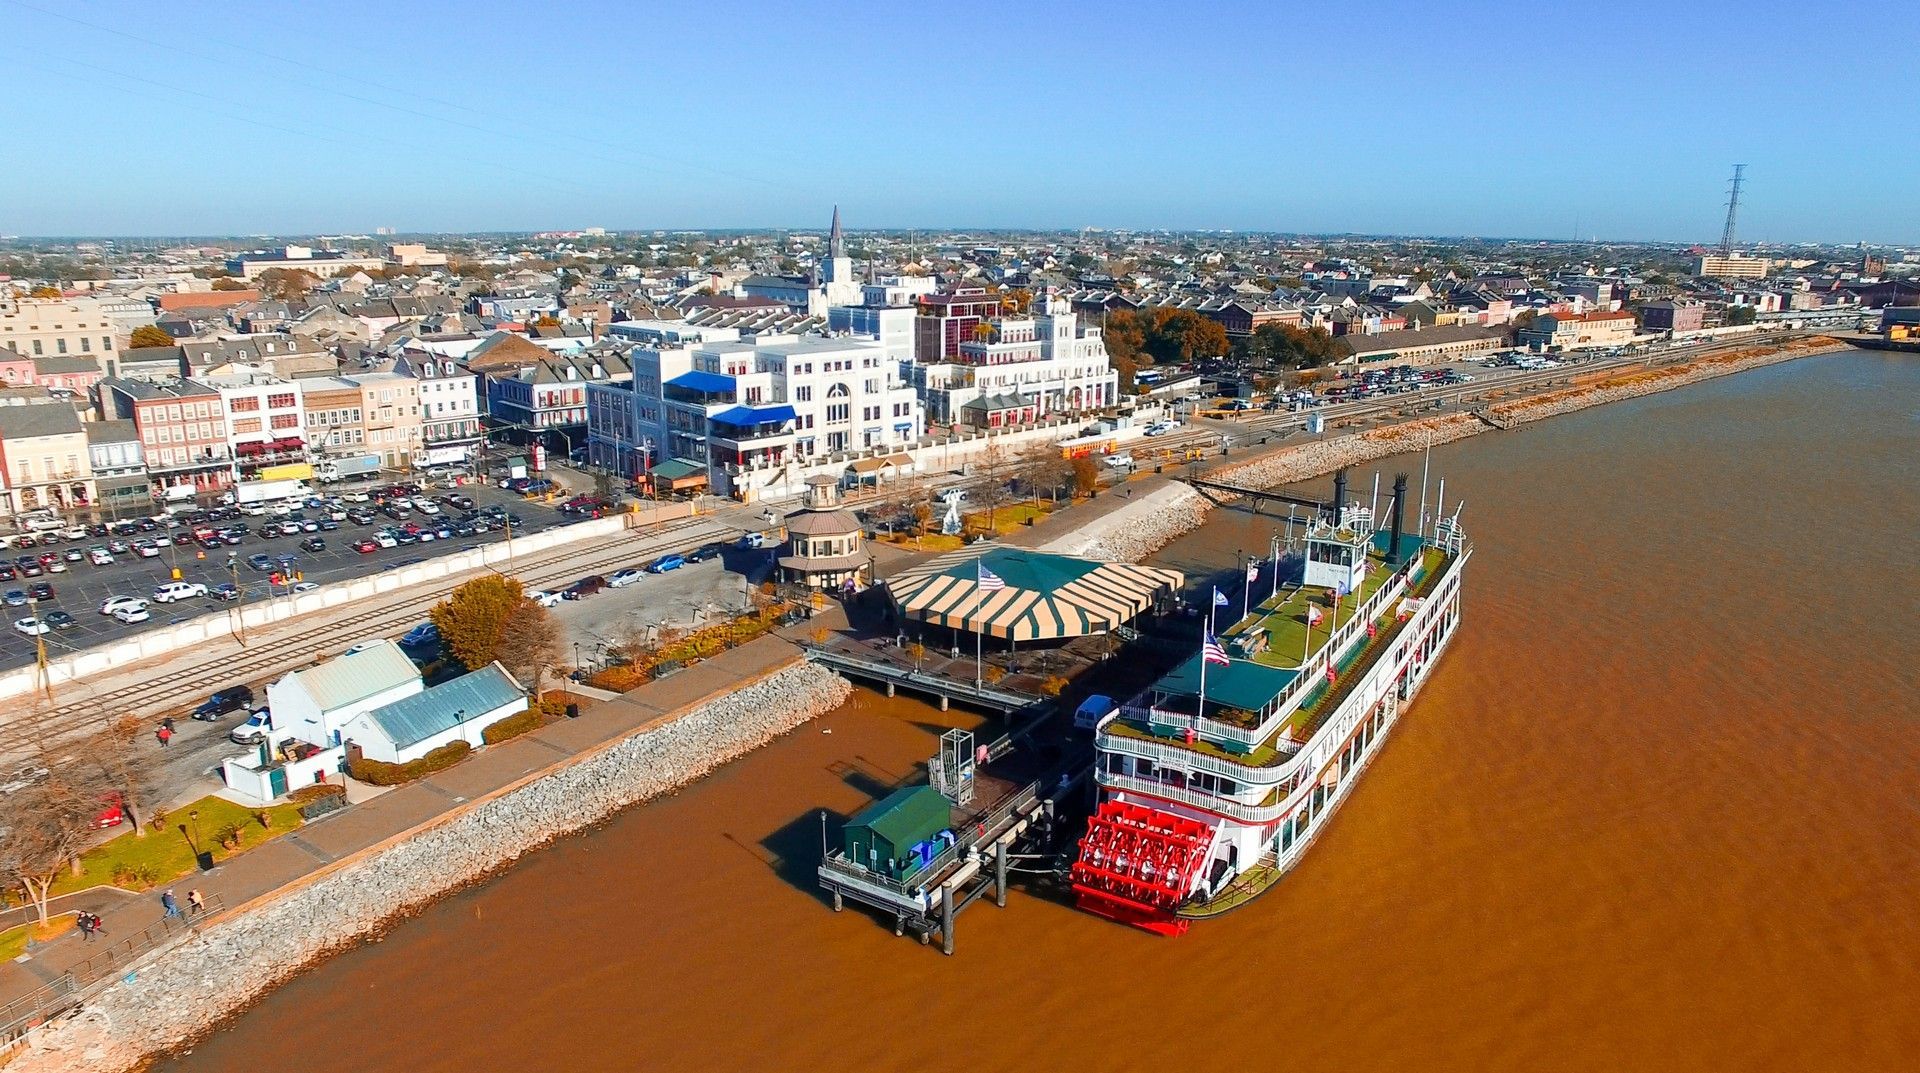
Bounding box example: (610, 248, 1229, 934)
(20, 515, 63, 534)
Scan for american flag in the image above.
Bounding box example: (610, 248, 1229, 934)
(976, 563, 1006, 592)
(1202, 624, 1231, 666)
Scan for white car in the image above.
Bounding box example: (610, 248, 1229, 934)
(608, 568, 645, 587)
(1105, 453, 1136, 470)
(99, 595, 148, 617)
(87, 547, 114, 566)
(134, 541, 161, 558)
(229, 708, 274, 745)
(291, 582, 319, 593)
(12, 617, 49, 637)
(529, 590, 564, 608)
(415, 501, 441, 516)
(373, 532, 399, 549)
(112, 605, 151, 624)
(152, 581, 208, 603)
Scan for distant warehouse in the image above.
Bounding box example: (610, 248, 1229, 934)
(1333, 324, 1503, 367)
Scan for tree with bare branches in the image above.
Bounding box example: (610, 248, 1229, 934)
(1015, 444, 1074, 506)
(967, 442, 1016, 533)
(0, 759, 111, 924)
(496, 598, 565, 698)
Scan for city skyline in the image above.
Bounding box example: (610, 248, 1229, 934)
(4, 1, 1917, 244)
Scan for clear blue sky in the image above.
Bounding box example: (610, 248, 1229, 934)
(4, 0, 1914, 243)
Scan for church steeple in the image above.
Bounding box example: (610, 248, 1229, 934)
(828, 205, 845, 260)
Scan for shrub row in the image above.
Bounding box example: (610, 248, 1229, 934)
(347, 740, 472, 786)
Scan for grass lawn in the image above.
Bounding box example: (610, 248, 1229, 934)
(966, 501, 1053, 535)
(54, 796, 304, 898)
(0, 916, 75, 960)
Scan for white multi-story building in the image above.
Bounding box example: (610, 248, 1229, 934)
(588, 332, 921, 499)
(392, 350, 484, 467)
(907, 290, 1118, 426)
(195, 363, 308, 481)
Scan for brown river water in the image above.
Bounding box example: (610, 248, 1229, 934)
(170, 350, 1919, 1073)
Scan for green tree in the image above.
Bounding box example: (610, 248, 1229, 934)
(129, 324, 174, 349)
(1724, 305, 1757, 326)
(1233, 323, 1341, 370)
(211, 277, 250, 291)
(28, 286, 62, 299)
(1142, 308, 1230, 364)
(430, 576, 527, 670)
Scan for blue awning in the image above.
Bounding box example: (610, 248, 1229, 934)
(710, 404, 796, 427)
(665, 370, 736, 394)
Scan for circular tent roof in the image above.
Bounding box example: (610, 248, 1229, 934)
(886, 544, 1184, 642)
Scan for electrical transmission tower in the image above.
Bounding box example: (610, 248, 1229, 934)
(1719, 164, 1747, 256)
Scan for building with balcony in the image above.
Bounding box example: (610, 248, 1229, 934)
(908, 290, 1117, 427)
(589, 332, 921, 498)
(1518, 309, 1637, 350)
(392, 351, 483, 468)
(914, 287, 1002, 363)
(0, 402, 94, 522)
(99, 377, 233, 503)
(351, 372, 424, 471)
(85, 419, 148, 520)
(196, 364, 309, 482)
(485, 352, 629, 459)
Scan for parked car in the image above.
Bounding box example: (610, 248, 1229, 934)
(646, 553, 686, 573)
(352, 538, 379, 554)
(99, 595, 147, 616)
(152, 581, 208, 603)
(299, 536, 327, 553)
(686, 542, 725, 563)
(739, 532, 771, 550)
(27, 582, 54, 602)
(191, 685, 255, 721)
(399, 622, 440, 649)
(11, 617, 49, 636)
(2, 590, 26, 607)
(112, 604, 152, 624)
(529, 590, 563, 608)
(291, 582, 319, 593)
(87, 546, 114, 566)
(228, 708, 274, 745)
(42, 610, 75, 631)
(563, 575, 608, 600)
(210, 583, 241, 602)
(608, 568, 645, 587)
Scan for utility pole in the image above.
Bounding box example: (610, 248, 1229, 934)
(1720, 164, 1747, 257)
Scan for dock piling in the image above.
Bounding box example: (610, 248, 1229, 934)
(940, 885, 956, 956)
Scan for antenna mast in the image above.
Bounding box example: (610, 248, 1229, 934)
(1719, 164, 1747, 256)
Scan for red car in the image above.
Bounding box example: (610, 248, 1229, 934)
(91, 792, 125, 830)
(352, 539, 379, 554)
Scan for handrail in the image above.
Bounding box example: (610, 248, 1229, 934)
(1095, 769, 1301, 825)
(1098, 726, 1301, 784)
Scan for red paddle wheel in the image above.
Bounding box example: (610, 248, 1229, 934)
(1069, 800, 1215, 936)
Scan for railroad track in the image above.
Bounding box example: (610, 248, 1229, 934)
(0, 515, 734, 753)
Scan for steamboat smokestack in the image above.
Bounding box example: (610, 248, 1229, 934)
(1388, 473, 1409, 566)
(1331, 469, 1348, 526)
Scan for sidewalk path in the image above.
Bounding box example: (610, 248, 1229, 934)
(0, 635, 802, 1015)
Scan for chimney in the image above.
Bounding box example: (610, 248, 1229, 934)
(1388, 473, 1408, 566)
(1331, 469, 1347, 526)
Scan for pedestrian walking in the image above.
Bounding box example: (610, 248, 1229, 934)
(160, 890, 179, 919)
(76, 913, 95, 942)
(186, 889, 205, 915)
(155, 725, 173, 748)
(160, 715, 176, 733)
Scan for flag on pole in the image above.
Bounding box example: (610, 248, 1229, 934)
(1335, 575, 1353, 598)
(976, 563, 1006, 592)
(1202, 624, 1231, 666)
(1246, 560, 1258, 583)
(1212, 588, 1230, 607)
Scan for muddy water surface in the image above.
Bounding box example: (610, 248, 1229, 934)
(170, 351, 1920, 1073)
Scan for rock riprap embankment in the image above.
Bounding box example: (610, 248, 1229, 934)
(18, 659, 851, 1073)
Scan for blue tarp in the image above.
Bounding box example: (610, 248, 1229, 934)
(710, 404, 797, 427)
(665, 370, 736, 394)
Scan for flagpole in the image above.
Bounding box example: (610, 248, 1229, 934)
(1240, 551, 1251, 626)
(974, 549, 984, 686)
(1269, 532, 1281, 602)
(1195, 615, 1207, 732)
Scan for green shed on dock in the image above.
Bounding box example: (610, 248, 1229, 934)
(843, 785, 953, 879)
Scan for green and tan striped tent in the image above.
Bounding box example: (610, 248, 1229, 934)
(886, 545, 1183, 642)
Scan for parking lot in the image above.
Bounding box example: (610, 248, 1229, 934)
(543, 539, 778, 671)
(0, 480, 593, 671)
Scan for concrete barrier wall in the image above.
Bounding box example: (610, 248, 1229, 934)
(0, 514, 641, 704)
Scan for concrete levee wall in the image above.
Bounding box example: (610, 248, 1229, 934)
(0, 515, 635, 704)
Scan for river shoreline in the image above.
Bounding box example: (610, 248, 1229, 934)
(1050, 336, 1846, 562)
(19, 335, 1847, 1072)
